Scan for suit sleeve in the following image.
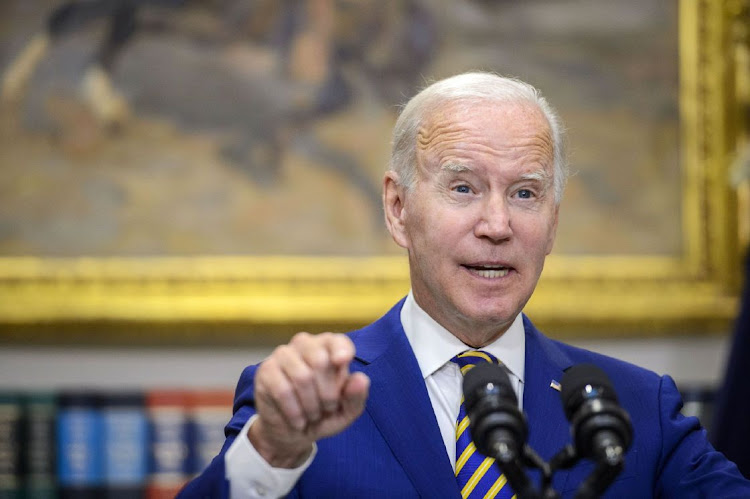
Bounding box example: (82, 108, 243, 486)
(655, 375, 750, 498)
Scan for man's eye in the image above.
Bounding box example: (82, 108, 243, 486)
(517, 189, 534, 199)
(453, 185, 472, 194)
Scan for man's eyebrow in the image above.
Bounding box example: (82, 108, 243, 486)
(441, 162, 472, 173)
(520, 169, 552, 183)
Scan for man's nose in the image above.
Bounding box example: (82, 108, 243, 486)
(474, 194, 512, 242)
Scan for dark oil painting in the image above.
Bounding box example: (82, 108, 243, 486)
(0, 0, 681, 257)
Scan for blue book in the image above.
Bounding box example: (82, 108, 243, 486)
(101, 392, 148, 499)
(56, 392, 103, 498)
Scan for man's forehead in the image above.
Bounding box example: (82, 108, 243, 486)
(419, 97, 546, 130)
(416, 99, 553, 173)
(418, 100, 549, 149)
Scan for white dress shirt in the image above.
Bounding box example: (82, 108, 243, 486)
(225, 292, 526, 498)
(400, 292, 526, 469)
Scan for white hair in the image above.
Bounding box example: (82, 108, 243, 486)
(390, 72, 568, 204)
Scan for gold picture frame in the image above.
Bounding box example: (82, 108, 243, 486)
(0, 0, 747, 343)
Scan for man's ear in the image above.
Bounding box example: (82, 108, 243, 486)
(383, 171, 409, 249)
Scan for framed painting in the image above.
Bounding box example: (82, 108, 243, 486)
(0, 0, 747, 343)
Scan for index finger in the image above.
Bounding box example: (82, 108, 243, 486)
(316, 332, 356, 368)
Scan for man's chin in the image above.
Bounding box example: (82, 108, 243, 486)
(457, 303, 518, 331)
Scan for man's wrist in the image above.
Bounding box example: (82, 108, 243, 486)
(226, 415, 316, 498)
(248, 419, 313, 469)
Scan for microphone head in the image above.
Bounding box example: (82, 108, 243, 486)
(462, 362, 526, 461)
(560, 364, 618, 420)
(560, 363, 633, 465)
(463, 362, 517, 413)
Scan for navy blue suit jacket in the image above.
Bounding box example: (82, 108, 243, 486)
(180, 299, 750, 498)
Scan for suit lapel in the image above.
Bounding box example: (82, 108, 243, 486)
(522, 316, 576, 491)
(351, 306, 582, 497)
(352, 301, 460, 498)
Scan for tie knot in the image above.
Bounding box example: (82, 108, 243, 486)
(451, 350, 499, 375)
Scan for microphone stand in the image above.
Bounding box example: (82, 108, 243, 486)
(489, 441, 545, 499)
(490, 441, 625, 499)
(488, 442, 562, 499)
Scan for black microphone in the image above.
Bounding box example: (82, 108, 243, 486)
(463, 363, 542, 498)
(560, 364, 633, 467)
(463, 362, 527, 463)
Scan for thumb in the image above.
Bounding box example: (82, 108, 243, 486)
(339, 372, 370, 421)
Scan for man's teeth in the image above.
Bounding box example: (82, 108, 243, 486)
(470, 267, 509, 278)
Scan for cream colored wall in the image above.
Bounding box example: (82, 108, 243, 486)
(0, 335, 731, 390)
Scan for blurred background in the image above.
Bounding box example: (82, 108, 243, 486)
(1, 0, 687, 257)
(0, 0, 749, 494)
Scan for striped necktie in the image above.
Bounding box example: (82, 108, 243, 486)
(451, 350, 515, 499)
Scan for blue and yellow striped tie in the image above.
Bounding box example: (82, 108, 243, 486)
(452, 350, 515, 499)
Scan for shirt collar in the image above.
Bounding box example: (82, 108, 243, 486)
(400, 292, 525, 384)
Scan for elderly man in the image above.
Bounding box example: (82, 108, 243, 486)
(180, 72, 750, 498)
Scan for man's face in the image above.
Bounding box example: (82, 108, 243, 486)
(384, 100, 559, 346)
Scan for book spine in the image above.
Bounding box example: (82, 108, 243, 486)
(0, 392, 22, 499)
(101, 392, 148, 499)
(146, 390, 189, 499)
(186, 390, 234, 476)
(56, 392, 103, 499)
(21, 392, 57, 499)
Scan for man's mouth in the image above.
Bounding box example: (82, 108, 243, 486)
(463, 264, 511, 278)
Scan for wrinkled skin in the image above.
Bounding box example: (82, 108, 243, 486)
(384, 99, 559, 348)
